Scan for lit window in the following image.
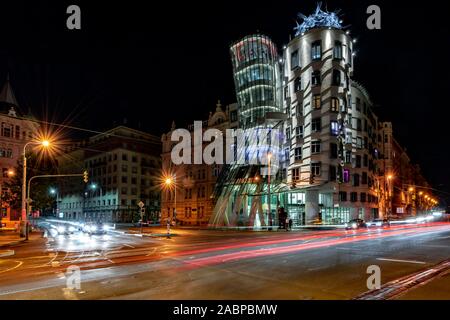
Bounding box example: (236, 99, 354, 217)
(331, 97, 339, 112)
(334, 41, 342, 59)
(330, 121, 339, 136)
(313, 94, 321, 109)
(311, 41, 322, 60)
(344, 169, 350, 183)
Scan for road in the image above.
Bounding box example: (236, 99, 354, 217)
(1, 221, 450, 299)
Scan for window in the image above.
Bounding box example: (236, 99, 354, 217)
(311, 41, 321, 60)
(329, 165, 336, 181)
(131, 188, 137, 196)
(363, 154, 368, 167)
(355, 155, 361, 168)
(122, 176, 128, 183)
(294, 77, 301, 92)
(330, 121, 339, 136)
(356, 137, 363, 149)
(330, 143, 338, 159)
(312, 118, 321, 132)
(294, 147, 302, 161)
(291, 50, 299, 69)
(292, 168, 300, 181)
(313, 94, 321, 109)
(122, 154, 128, 161)
(295, 126, 303, 138)
(132, 167, 138, 174)
(360, 193, 367, 203)
(356, 118, 362, 131)
(353, 173, 360, 187)
(350, 192, 358, 202)
(131, 177, 137, 184)
(334, 41, 342, 59)
(121, 187, 127, 195)
(122, 165, 128, 172)
(312, 70, 321, 86)
(332, 70, 341, 86)
(15, 126, 20, 139)
(344, 169, 350, 183)
(284, 86, 290, 99)
(345, 151, 351, 164)
(356, 97, 361, 111)
(362, 172, 368, 184)
(296, 104, 303, 116)
(311, 162, 321, 176)
(286, 128, 291, 141)
(311, 140, 321, 153)
(331, 97, 339, 112)
(339, 191, 347, 201)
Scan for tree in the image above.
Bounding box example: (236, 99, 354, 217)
(2, 153, 56, 215)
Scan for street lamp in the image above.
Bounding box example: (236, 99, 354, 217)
(21, 139, 51, 240)
(164, 173, 177, 237)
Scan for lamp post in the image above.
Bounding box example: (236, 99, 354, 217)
(21, 140, 50, 240)
(164, 174, 176, 238)
(386, 174, 393, 220)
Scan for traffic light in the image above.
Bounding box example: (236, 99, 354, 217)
(309, 174, 315, 184)
(83, 170, 89, 183)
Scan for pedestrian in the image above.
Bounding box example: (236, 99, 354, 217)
(285, 217, 290, 231)
(289, 218, 293, 231)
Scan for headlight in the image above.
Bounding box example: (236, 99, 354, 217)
(57, 226, 65, 233)
(68, 226, 76, 232)
(376, 222, 382, 226)
(90, 225, 97, 232)
(352, 223, 357, 229)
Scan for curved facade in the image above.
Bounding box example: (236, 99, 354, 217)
(283, 27, 354, 222)
(230, 34, 282, 129)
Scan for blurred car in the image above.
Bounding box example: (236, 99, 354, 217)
(54, 224, 77, 235)
(82, 223, 108, 235)
(366, 218, 390, 228)
(344, 219, 367, 230)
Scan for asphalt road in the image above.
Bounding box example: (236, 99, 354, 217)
(1, 221, 450, 299)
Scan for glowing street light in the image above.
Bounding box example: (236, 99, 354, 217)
(408, 187, 414, 192)
(21, 139, 52, 240)
(162, 173, 177, 237)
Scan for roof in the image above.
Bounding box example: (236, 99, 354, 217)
(0, 74, 19, 107)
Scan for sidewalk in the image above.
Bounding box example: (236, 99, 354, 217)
(0, 230, 43, 248)
(396, 270, 450, 300)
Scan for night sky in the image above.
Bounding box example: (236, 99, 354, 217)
(0, 0, 449, 201)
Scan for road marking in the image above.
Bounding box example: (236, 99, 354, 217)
(376, 258, 426, 264)
(0, 261, 23, 274)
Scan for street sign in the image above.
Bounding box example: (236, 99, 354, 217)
(138, 201, 144, 208)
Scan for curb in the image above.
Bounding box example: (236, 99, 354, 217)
(0, 250, 15, 258)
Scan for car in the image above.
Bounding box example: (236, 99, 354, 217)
(53, 224, 77, 235)
(82, 223, 108, 235)
(344, 219, 367, 230)
(366, 218, 390, 228)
